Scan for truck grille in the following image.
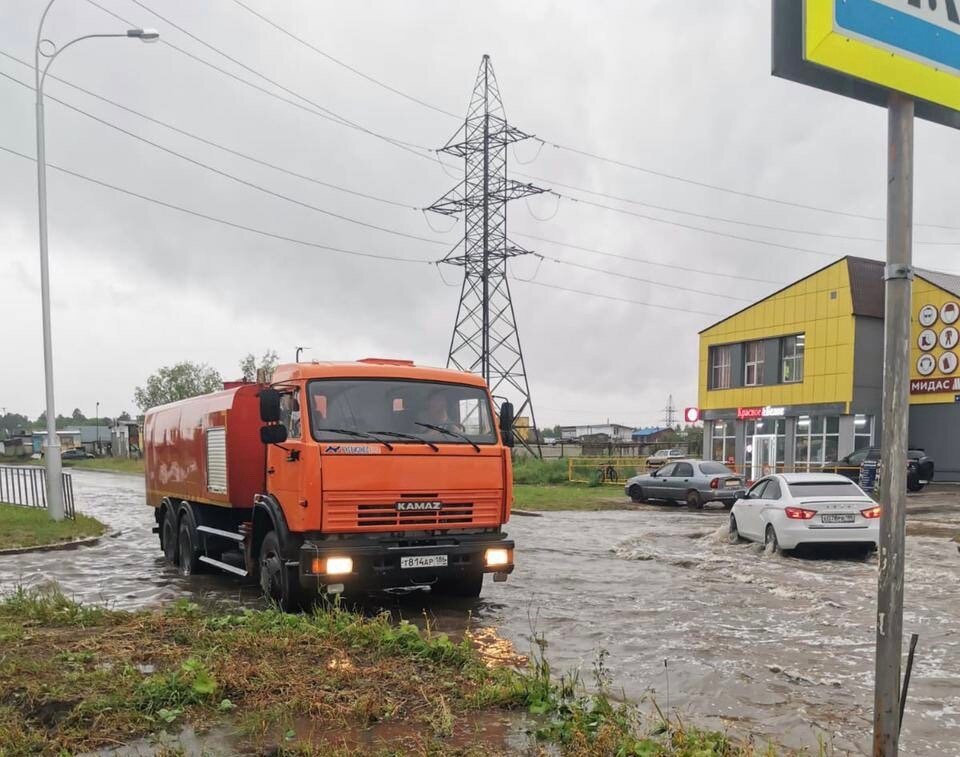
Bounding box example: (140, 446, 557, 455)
(323, 490, 502, 532)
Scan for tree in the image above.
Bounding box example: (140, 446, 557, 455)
(117, 411, 132, 421)
(240, 349, 280, 382)
(71, 408, 86, 422)
(134, 362, 224, 410)
(0, 412, 30, 437)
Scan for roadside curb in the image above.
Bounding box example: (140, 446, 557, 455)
(511, 509, 543, 517)
(0, 529, 122, 557)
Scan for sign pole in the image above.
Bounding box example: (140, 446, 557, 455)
(873, 91, 914, 757)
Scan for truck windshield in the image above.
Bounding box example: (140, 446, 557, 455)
(308, 379, 497, 445)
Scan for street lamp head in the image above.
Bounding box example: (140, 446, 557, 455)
(127, 28, 159, 42)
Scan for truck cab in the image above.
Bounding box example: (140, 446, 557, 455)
(145, 359, 516, 609)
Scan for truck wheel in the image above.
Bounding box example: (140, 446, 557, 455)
(259, 531, 306, 612)
(161, 506, 178, 564)
(432, 570, 483, 599)
(177, 520, 201, 577)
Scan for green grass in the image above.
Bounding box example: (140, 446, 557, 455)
(0, 503, 106, 550)
(64, 457, 144, 475)
(0, 588, 789, 756)
(512, 457, 570, 485)
(513, 484, 631, 511)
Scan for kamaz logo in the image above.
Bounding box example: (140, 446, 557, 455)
(396, 501, 443, 512)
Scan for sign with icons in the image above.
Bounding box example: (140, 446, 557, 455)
(683, 407, 700, 423)
(914, 302, 959, 392)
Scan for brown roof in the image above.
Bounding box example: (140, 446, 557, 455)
(846, 256, 884, 318)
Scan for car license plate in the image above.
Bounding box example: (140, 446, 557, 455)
(725, 479, 741, 488)
(400, 555, 448, 569)
(821, 513, 855, 524)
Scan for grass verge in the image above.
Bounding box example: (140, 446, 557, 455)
(0, 588, 782, 756)
(514, 484, 631, 511)
(0, 503, 105, 550)
(64, 457, 144, 475)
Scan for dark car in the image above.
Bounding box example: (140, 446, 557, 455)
(624, 459, 746, 509)
(822, 447, 934, 492)
(61, 449, 94, 460)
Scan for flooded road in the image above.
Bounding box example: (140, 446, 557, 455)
(2, 470, 958, 755)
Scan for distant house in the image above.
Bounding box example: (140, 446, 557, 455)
(558, 423, 635, 442)
(631, 426, 670, 444)
(32, 429, 82, 453)
(77, 425, 112, 453)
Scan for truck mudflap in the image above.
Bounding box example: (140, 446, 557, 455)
(296, 531, 515, 592)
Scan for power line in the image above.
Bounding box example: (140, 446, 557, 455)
(519, 171, 960, 246)
(82, 0, 438, 163)
(0, 48, 418, 211)
(514, 233, 788, 284)
(540, 255, 754, 301)
(549, 190, 845, 258)
(174, 1, 960, 234)
(226, 0, 461, 119)
(536, 139, 960, 232)
(510, 277, 726, 317)
(0, 143, 431, 265)
(0, 69, 446, 246)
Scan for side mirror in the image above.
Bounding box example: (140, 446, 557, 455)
(260, 424, 288, 445)
(259, 388, 281, 423)
(499, 401, 515, 448)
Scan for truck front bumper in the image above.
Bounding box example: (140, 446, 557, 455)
(296, 530, 515, 592)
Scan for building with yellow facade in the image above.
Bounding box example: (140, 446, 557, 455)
(698, 256, 960, 481)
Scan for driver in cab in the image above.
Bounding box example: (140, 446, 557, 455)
(417, 390, 464, 439)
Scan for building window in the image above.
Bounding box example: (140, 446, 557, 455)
(854, 415, 874, 450)
(795, 415, 839, 471)
(781, 334, 805, 383)
(744, 341, 765, 386)
(709, 345, 732, 389)
(710, 420, 736, 464)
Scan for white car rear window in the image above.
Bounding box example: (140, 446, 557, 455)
(787, 481, 862, 497)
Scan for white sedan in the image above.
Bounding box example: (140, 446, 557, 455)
(730, 473, 880, 553)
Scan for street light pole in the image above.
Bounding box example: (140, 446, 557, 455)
(95, 401, 100, 456)
(33, 0, 157, 520)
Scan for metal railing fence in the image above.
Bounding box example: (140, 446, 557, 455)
(0, 465, 75, 518)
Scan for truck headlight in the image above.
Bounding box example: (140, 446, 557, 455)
(312, 556, 353, 575)
(484, 548, 511, 567)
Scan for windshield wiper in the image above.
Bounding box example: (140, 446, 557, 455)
(314, 427, 393, 451)
(414, 422, 481, 453)
(368, 430, 439, 453)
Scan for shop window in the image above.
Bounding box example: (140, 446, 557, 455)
(781, 334, 805, 383)
(710, 420, 736, 465)
(709, 345, 732, 389)
(744, 341, 764, 386)
(795, 415, 839, 471)
(854, 415, 874, 450)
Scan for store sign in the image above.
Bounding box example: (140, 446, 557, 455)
(772, 0, 960, 129)
(737, 406, 786, 420)
(911, 377, 960, 395)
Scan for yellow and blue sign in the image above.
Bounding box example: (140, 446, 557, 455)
(807, 0, 960, 111)
(773, 0, 960, 127)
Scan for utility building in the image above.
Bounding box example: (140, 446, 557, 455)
(698, 256, 960, 481)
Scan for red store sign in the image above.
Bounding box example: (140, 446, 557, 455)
(910, 378, 960, 394)
(737, 405, 786, 420)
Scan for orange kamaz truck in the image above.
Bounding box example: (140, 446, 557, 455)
(144, 359, 516, 608)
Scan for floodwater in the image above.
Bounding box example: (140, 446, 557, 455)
(2, 470, 959, 755)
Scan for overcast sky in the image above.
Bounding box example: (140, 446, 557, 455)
(2, 0, 959, 428)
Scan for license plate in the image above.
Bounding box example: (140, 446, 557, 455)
(400, 555, 448, 569)
(821, 513, 855, 524)
(725, 480, 741, 488)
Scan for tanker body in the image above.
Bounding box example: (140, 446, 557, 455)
(144, 359, 516, 608)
